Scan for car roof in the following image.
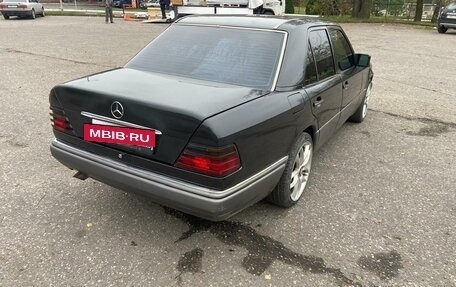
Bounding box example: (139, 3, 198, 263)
(175, 15, 336, 31)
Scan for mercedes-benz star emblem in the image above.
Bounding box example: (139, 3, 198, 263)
(111, 101, 124, 119)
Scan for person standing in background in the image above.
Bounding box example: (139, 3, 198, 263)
(159, 0, 170, 19)
(105, 0, 114, 23)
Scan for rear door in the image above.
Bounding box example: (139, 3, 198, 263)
(304, 28, 343, 146)
(328, 27, 364, 127)
(29, 0, 40, 12)
(28, 0, 36, 11)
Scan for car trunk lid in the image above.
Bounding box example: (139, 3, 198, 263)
(52, 68, 268, 164)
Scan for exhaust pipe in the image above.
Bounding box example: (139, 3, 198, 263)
(73, 171, 89, 180)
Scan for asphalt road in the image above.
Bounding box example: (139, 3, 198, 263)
(0, 16, 455, 287)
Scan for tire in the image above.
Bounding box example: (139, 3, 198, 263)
(437, 25, 447, 33)
(349, 81, 372, 123)
(3, 14, 10, 19)
(30, 9, 36, 19)
(267, 132, 313, 208)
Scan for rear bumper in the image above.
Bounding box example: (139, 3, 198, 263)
(438, 18, 456, 28)
(1, 9, 32, 16)
(440, 23, 456, 28)
(50, 139, 287, 221)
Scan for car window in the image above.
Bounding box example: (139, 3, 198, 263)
(308, 29, 335, 81)
(126, 25, 285, 91)
(304, 43, 318, 86)
(329, 29, 354, 71)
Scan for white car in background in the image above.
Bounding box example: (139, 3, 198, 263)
(0, 0, 45, 19)
(140, 0, 160, 9)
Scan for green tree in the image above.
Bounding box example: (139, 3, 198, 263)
(306, 0, 340, 15)
(352, 0, 372, 18)
(285, 0, 295, 14)
(305, 0, 319, 14)
(372, 0, 405, 17)
(414, 0, 424, 21)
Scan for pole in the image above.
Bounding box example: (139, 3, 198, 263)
(59, 0, 63, 10)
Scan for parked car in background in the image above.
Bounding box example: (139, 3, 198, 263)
(113, 0, 131, 8)
(437, 2, 456, 33)
(0, 0, 44, 19)
(140, 0, 159, 8)
(49, 16, 373, 221)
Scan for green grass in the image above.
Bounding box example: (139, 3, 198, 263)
(46, 8, 145, 17)
(323, 15, 436, 28)
(46, 10, 105, 16)
(288, 10, 436, 28)
(293, 6, 306, 14)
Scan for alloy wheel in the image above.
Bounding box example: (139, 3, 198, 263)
(289, 140, 312, 202)
(362, 82, 372, 118)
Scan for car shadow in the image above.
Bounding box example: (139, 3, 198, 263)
(3, 16, 40, 20)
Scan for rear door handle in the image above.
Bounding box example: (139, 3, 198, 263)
(313, 96, 324, 108)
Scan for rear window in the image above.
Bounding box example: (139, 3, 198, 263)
(126, 25, 285, 90)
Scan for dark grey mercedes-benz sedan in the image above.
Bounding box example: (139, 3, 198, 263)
(50, 15, 373, 221)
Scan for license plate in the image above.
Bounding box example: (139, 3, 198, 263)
(83, 123, 155, 148)
(8, 5, 18, 7)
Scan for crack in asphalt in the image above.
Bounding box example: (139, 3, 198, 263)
(5, 139, 28, 148)
(370, 47, 455, 62)
(35, 193, 47, 207)
(3, 48, 113, 68)
(0, 135, 29, 148)
(370, 109, 456, 137)
(376, 76, 455, 97)
(164, 208, 362, 287)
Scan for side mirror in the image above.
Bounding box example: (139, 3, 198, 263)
(355, 54, 371, 67)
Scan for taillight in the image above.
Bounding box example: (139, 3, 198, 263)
(50, 107, 73, 134)
(18, 4, 27, 8)
(175, 144, 241, 177)
(0, 4, 6, 8)
(440, 7, 447, 17)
